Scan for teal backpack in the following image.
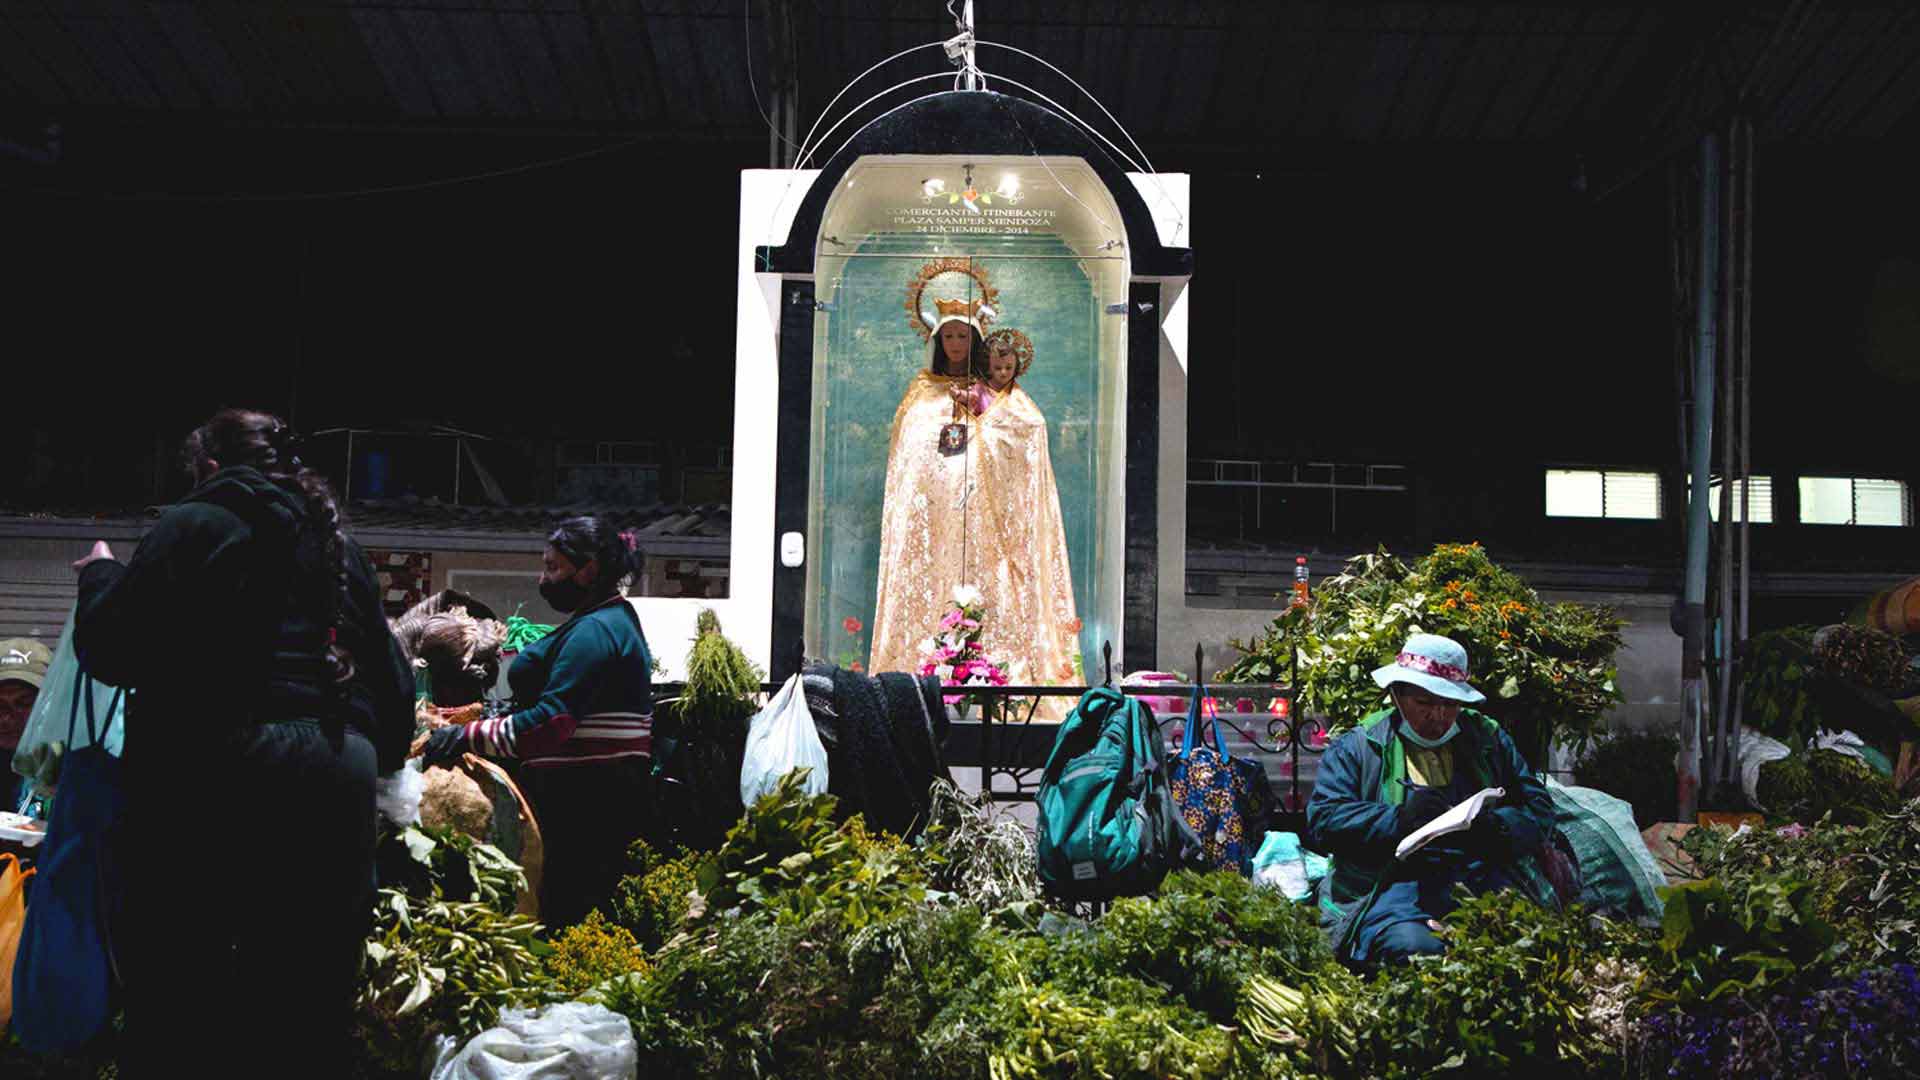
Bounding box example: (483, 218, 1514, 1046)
(1036, 686, 1194, 901)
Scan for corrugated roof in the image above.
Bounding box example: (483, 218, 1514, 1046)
(1, 3, 1913, 148)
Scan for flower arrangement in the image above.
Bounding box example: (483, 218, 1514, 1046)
(918, 584, 1009, 708)
(836, 615, 866, 673)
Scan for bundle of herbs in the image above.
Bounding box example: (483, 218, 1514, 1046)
(1679, 800, 1920, 974)
(915, 779, 1043, 913)
(353, 889, 554, 1077)
(1573, 728, 1680, 829)
(1754, 748, 1900, 826)
(607, 838, 702, 951)
(652, 608, 762, 851)
(1359, 890, 1635, 1078)
(1223, 543, 1625, 767)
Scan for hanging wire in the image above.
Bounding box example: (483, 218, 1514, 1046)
(743, 0, 805, 158)
(976, 41, 1158, 175)
(794, 43, 950, 169)
(799, 73, 963, 170)
(988, 95, 1122, 250)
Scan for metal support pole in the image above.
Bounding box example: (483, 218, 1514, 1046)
(1732, 114, 1755, 779)
(1679, 133, 1721, 821)
(1715, 120, 1737, 796)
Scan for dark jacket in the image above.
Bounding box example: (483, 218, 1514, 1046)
(1306, 707, 1554, 963)
(74, 467, 414, 778)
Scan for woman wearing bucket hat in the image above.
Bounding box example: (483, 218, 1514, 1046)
(1305, 633, 1556, 967)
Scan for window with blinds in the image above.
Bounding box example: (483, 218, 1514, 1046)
(1545, 469, 1662, 520)
(1685, 475, 1776, 523)
(1799, 477, 1912, 527)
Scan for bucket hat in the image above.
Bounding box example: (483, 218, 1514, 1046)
(1370, 633, 1485, 703)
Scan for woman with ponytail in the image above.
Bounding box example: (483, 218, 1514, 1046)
(72, 408, 414, 1078)
(418, 514, 656, 927)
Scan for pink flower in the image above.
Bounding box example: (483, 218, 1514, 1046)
(960, 618, 981, 631)
(940, 609, 963, 629)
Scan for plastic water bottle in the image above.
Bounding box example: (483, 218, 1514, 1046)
(1291, 556, 1310, 609)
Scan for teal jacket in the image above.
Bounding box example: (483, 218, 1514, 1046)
(1305, 708, 1554, 964)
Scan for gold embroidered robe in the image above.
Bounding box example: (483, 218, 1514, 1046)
(869, 373, 1081, 697)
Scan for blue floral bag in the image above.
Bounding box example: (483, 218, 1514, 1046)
(1168, 686, 1262, 875)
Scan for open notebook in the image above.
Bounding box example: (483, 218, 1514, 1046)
(1395, 787, 1505, 860)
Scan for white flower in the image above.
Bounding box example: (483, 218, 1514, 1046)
(919, 637, 936, 656)
(952, 584, 983, 608)
(935, 664, 954, 681)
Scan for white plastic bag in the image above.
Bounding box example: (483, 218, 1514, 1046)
(1811, 728, 1867, 764)
(374, 759, 428, 828)
(1252, 831, 1310, 901)
(1739, 726, 1793, 810)
(429, 1001, 637, 1080)
(740, 673, 828, 806)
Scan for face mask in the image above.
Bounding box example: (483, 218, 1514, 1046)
(539, 576, 588, 614)
(1399, 720, 1460, 749)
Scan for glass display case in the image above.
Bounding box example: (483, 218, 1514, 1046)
(803, 154, 1130, 686)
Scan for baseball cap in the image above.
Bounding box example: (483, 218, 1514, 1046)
(0, 638, 52, 689)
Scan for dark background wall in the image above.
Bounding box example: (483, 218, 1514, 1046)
(3, 124, 1914, 579)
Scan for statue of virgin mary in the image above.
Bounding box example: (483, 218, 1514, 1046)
(868, 264, 1081, 698)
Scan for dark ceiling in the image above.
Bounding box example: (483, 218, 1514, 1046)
(1, 2, 1915, 166)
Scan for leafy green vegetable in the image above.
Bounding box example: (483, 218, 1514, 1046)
(1221, 543, 1625, 766)
(1646, 874, 1842, 1006)
(1756, 749, 1900, 827)
(354, 889, 553, 1075)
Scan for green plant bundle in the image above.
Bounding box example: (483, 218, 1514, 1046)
(915, 780, 1044, 913)
(1236, 968, 1373, 1078)
(681, 608, 764, 721)
(1815, 624, 1914, 695)
(1362, 890, 1622, 1077)
(354, 889, 553, 1075)
(1739, 626, 1821, 745)
(985, 982, 1236, 1080)
(1680, 800, 1920, 974)
(686, 770, 926, 931)
(1087, 870, 1334, 1024)
(1647, 874, 1842, 1006)
(375, 823, 528, 916)
(1221, 543, 1626, 766)
(544, 910, 648, 998)
(609, 839, 702, 951)
(1756, 749, 1900, 827)
(1574, 728, 1680, 829)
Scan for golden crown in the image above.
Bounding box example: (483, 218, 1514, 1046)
(935, 297, 988, 320)
(906, 257, 1001, 341)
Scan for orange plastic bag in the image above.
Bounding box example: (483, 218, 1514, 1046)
(0, 852, 34, 1030)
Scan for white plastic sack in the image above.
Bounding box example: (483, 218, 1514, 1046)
(374, 759, 428, 828)
(429, 1001, 637, 1080)
(1811, 728, 1867, 764)
(1739, 726, 1792, 810)
(740, 673, 829, 806)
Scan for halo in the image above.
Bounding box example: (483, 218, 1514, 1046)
(905, 257, 1000, 342)
(984, 328, 1035, 377)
